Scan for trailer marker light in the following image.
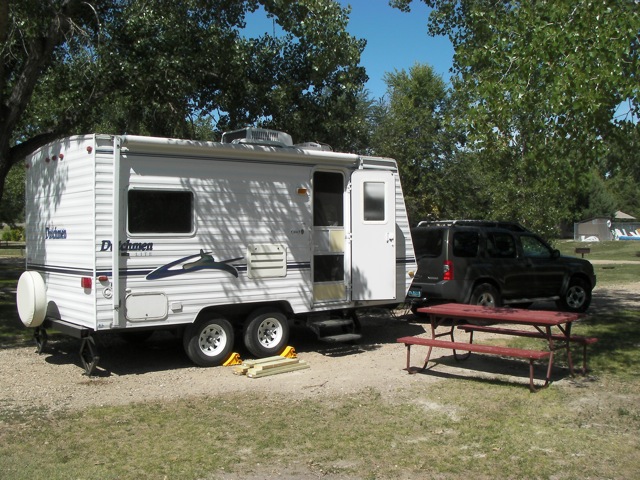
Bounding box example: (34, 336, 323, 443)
(297, 187, 308, 195)
(45, 157, 50, 163)
(59, 154, 64, 160)
(87, 146, 93, 154)
(98, 275, 109, 282)
(81, 277, 92, 289)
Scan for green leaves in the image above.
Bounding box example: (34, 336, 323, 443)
(0, 0, 367, 203)
(371, 64, 455, 224)
(393, 0, 639, 234)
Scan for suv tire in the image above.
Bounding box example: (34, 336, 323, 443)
(470, 283, 502, 308)
(557, 277, 591, 313)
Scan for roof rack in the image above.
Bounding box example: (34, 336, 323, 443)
(415, 220, 528, 232)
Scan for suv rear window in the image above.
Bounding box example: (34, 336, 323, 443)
(412, 229, 444, 258)
(452, 231, 480, 258)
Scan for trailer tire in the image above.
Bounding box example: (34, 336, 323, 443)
(243, 308, 290, 358)
(17, 271, 47, 328)
(183, 317, 234, 367)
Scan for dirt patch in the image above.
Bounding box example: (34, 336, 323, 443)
(1, 254, 639, 413)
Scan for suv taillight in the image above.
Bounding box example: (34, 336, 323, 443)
(443, 260, 453, 281)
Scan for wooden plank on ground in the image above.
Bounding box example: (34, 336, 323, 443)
(249, 357, 301, 371)
(233, 356, 305, 376)
(247, 361, 309, 378)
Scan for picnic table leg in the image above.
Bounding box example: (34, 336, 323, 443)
(564, 323, 576, 375)
(581, 343, 588, 374)
(550, 323, 577, 376)
(453, 327, 472, 361)
(528, 352, 553, 392)
(421, 345, 434, 371)
(404, 342, 434, 373)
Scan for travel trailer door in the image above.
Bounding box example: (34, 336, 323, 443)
(350, 170, 397, 301)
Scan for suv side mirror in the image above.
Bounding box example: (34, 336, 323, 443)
(551, 249, 561, 259)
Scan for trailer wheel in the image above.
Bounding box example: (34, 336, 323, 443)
(183, 317, 234, 367)
(243, 308, 290, 358)
(17, 271, 47, 327)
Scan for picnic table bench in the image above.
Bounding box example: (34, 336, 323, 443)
(397, 303, 597, 392)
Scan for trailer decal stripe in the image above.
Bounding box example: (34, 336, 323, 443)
(26, 262, 313, 278)
(396, 257, 417, 264)
(28, 264, 94, 276)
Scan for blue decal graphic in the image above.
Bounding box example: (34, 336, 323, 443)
(146, 250, 243, 280)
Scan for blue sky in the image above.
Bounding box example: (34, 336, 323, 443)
(339, 1, 454, 99)
(245, 1, 454, 100)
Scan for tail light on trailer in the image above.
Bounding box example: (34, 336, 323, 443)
(81, 277, 92, 289)
(443, 260, 453, 281)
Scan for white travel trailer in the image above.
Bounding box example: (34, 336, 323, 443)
(16, 128, 416, 373)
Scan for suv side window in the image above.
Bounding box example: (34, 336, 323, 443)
(413, 229, 444, 259)
(486, 232, 516, 258)
(521, 235, 552, 258)
(452, 231, 480, 258)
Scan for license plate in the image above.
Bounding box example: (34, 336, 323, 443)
(408, 289, 421, 298)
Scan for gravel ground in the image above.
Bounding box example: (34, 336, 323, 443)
(1, 256, 639, 414)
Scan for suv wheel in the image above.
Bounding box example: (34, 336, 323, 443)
(557, 277, 591, 313)
(470, 283, 502, 308)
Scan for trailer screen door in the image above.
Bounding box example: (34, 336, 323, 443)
(351, 170, 396, 300)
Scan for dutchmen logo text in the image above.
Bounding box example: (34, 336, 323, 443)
(45, 227, 67, 239)
(100, 240, 154, 252)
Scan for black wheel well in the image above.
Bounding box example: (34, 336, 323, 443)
(466, 278, 500, 301)
(567, 273, 593, 291)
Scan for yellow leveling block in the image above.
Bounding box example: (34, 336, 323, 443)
(222, 352, 242, 366)
(223, 346, 296, 367)
(280, 346, 297, 358)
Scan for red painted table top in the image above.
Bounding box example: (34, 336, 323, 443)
(416, 303, 584, 326)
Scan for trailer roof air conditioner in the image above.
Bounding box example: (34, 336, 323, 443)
(221, 128, 293, 147)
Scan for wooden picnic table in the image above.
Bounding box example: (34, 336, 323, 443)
(397, 303, 597, 392)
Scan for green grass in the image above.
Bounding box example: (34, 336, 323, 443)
(1, 248, 639, 479)
(0, 258, 31, 346)
(593, 263, 640, 285)
(0, 380, 638, 479)
(0, 249, 24, 258)
(556, 240, 640, 262)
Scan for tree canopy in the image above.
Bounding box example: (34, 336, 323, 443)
(391, 0, 639, 234)
(371, 64, 457, 225)
(0, 0, 367, 204)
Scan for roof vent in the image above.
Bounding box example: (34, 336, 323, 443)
(295, 141, 333, 152)
(221, 128, 293, 147)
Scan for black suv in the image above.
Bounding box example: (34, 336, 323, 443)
(408, 220, 596, 313)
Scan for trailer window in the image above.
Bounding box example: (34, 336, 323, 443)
(313, 171, 344, 227)
(128, 190, 193, 234)
(313, 255, 345, 282)
(363, 182, 385, 222)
